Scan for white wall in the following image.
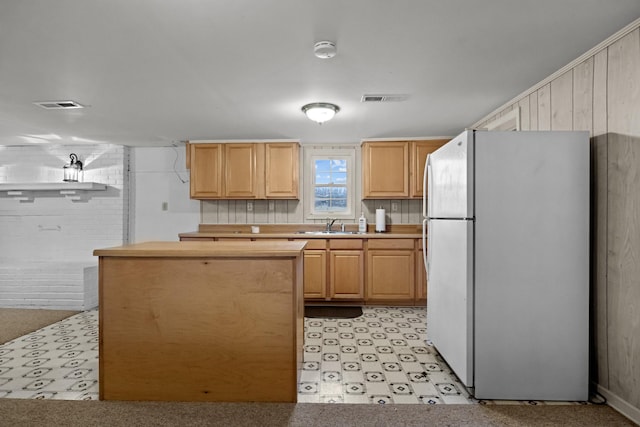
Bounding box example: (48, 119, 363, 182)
(129, 146, 200, 242)
(0, 144, 129, 309)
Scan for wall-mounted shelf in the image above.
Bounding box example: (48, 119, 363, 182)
(0, 182, 107, 200)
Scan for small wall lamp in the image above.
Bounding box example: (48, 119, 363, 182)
(63, 153, 83, 182)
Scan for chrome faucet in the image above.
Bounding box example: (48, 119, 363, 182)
(326, 218, 337, 232)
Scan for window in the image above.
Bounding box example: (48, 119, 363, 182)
(313, 158, 348, 212)
(304, 146, 356, 220)
(484, 107, 520, 131)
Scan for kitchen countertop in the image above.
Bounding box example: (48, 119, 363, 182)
(93, 240, 307, 257)
(179, 231, 422, 239)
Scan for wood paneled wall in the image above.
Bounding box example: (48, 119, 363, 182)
(200, 194, 424, 225)
(474, 24, 640, 417)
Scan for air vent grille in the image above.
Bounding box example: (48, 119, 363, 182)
(361, 94, 408, 103)
(34, 100, 84, 109)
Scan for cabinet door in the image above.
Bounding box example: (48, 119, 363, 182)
(416, 249, 427, 302)
(410, 139, 449, 198)
(265, 143, 299, 199)
(303, 250, 327, 299)
(367, 250, 415, 300)
(190, 144, 223, 199)
(224, 144, 257, 198)
(362, 142, 409, 198)
(329, 250, 364, 299)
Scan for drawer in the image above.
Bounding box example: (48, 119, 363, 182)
(367, 239, 415, 250)
(329, 239, 363, 250)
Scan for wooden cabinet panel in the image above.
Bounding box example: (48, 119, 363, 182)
(265, 143, 299, 198)
(190, 144, 223, 198)
(303, 250, 327, 299)
(362, 142, 409, 198)
(224, 144, 257, 198)
(330, 250, 364, 299)
(183, 235, 424, 304)
(367, 250, 415, 300)
(189, 142, 299, 200)
(362, 139, 448, 199)
(367, 239, 415, 250)
(329, 239, 363, 250)
(410, 140, 449, 197)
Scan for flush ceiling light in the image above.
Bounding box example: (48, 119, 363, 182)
(301, 102, 340, 124)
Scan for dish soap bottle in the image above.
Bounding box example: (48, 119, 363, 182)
(358, 213, 367, 233)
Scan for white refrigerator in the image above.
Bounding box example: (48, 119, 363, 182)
(422, 129, 589, 401)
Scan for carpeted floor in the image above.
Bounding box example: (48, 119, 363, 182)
(0, 399, 634, 427)
(0, 308, 79, 344)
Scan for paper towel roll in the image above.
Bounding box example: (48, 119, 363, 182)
(375, 208, 386, 232)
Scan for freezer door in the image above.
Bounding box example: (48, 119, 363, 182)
(427, 130, 473, 219)
(426, 218, 474, 387)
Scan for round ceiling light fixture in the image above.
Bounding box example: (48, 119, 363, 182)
(314, 41, 337, 59)
(301, 102, 340, 124)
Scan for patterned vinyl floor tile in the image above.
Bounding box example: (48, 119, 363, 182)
(0, 306, 587, 406)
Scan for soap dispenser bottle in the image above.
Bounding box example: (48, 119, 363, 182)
(358, 213, 367, 233)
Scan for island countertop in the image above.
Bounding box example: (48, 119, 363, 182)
(93, 240, 307, 258)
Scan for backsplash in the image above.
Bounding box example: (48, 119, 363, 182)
(201, 199, 424, 225)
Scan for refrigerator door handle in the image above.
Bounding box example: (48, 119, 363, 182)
(423, 218, 430, 281)
(423, 154, 432, 218)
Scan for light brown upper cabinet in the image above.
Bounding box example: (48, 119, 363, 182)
(410, 139, 449, 198)
(362, 141, 410, 198)
(265, 143, 299, 198)
(361, 139, 449, 199)
(224, 143, 257, 198)
(188, 142, 299, 200)
(190, 143, 223, 198)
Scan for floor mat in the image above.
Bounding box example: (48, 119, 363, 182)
(305, 306, 363, 319)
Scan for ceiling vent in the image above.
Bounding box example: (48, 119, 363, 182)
(361, 94, 408, 103)
(34, 100, 84, 110)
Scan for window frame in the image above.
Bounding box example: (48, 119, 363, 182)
(303, 146, 356, 221)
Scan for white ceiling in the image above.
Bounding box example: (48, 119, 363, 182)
(1, 1, 640, 147)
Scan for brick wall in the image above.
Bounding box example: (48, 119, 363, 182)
(0, 144, 129, 309)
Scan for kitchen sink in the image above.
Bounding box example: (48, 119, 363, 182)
(295, 231, 357, 235)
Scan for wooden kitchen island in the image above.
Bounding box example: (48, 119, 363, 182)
(93, 240, 305, 402)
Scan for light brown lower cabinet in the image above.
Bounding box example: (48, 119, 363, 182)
(330, 250, 364, 299)
(303, 250, 327, 299)
(366, 239, 416, 303)
(328, 239, 364, 300)
(179, 235, 424, 304)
